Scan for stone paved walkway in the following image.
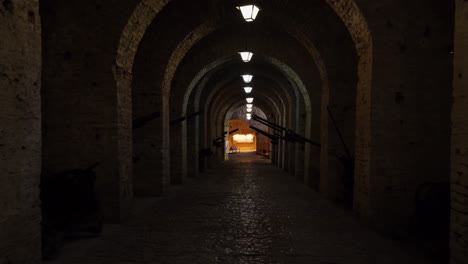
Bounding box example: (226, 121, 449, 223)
(47, 153, 434, 264)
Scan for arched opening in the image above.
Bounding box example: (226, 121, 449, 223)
(228, 106, 270, 156)
(228, 120, 257, 154)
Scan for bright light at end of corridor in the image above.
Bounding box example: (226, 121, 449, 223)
(233, 134, 254, 142)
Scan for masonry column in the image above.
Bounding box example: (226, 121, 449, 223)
(451, 1, 468, 263)
(0, 1, 42, 262)
(354, 0, 453, 235)
(186, 114, 199, 177)
(170, 114, 187, 185)
(294, 109, 306, 181)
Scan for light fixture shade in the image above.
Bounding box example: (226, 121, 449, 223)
(246, 104, 253, 109)
(247, 116, 252, 120)
(237, 5, 260, 22)
(244, 87, 253, 94)
(246, 108, 252, 113)
(246, 113, 252, 118)
(242, 74, 253, 83)
(238, 51, 254, 62)
(246, 97, 254, 103)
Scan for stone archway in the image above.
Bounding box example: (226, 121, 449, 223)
(115, 0, 372, 217)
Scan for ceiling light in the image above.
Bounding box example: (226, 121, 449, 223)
(244, 87, 253, 94)
(246, 104, 253, 109)
(241, 74, 253, 83)
(238, 51, 254, 62)
(236, 5, 261, 22)
(246, 97, 254, 103)
(247, 108, 252, 113)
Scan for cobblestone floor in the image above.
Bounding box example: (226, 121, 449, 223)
(47, 153, 435, 264)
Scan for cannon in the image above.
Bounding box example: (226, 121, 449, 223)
(212, 129, 239, 147)
(253, 113, 355, 206)
(251, 114, 321, 147)
(249, 125, 282, 144)
(170, 110, 203, 126)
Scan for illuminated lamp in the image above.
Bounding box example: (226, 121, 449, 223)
(239, 51, 254, 62)
(236, 5, 261, 22)
(241, 74, 253, 83)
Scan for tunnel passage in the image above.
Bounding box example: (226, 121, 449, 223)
(0, 0, 461, 263)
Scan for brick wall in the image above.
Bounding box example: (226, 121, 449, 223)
(0, 0, 42, 262)
(354, 0, 454, 235)
(451, 1, 468, 263)
(40, 0, 137, 222)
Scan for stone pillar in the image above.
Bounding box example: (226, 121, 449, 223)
(186, 115, 199, 177)
(0, 1, 42, 262)
(41, 1, 135, 223)
(353, 0, 453, 235)
(132, 91, 169, 196)
(451, 1, 468, 263)
(294, 110, 306, 181)
(170, 118, 187, 185)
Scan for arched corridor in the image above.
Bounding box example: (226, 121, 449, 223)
(1, 0, 467, 263)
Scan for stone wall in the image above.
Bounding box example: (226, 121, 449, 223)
(40, 0, 137, 222)
(451, 1, 468, 263)
(355, 0, 454, 235)
(0, 0, 42, 262)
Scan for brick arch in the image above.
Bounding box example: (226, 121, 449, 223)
(192, 67, 291, 166)
(212, 86, 283, 130)
(157, 21, 322, 120)
(206, 79, 287, 143)
(176, 65, 286, 182)
(115, 0, 369, 133)
(184, 56, 310, 165)
(185, 58, 294, 116)
(117, 0, 372, 215)
(170, 55, 294, 180)
(220, 97, 282, 140)
(163, 27, 321, 149)
(193, 67, 290, 120)
(167, 29, 317, 180)
(207, 78, 300, 170)
(205, 84, 283, 162)
(115, 0, 369, 116)
(190, 62, 291, 114)
(223, 101, 280, 136)
(221, 99, 283, 161)
(223, 108, 272, 158)
(325, 0, 372, 217)
(114, 0, 366, 97)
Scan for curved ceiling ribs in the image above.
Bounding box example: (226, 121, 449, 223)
(122, 0, 369, 213)
(118, 0, 363, 117)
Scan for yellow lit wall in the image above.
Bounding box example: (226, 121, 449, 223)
(228, 119, 256, 152)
